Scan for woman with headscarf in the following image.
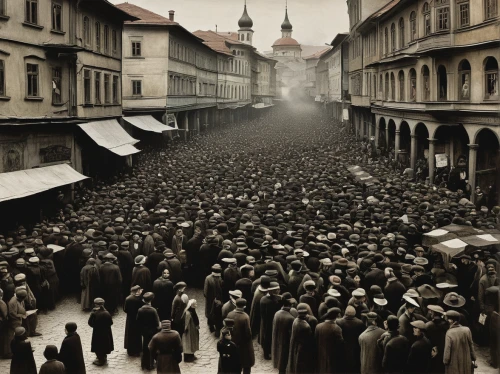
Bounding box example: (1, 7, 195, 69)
(40, 345, 65, 374)
(58, 322, 86, 374)
(80, 258, 100, 311)
(182, 299, 200, 362)
(10, 326, 37, 374)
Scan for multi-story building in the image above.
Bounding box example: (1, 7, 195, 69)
(304, 47, 332, 100)
(347, 0, 500, 204)
(0, 0, 136, 204)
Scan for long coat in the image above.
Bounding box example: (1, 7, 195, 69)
(443, 324, 476, 374)
(227, 309, 255, 369)
(99, 262, 122, 313)
(217, 339, 241, 374)
(88, 308, 114, 354)
(249, 288, 266, 338)
(287, 317, 315, 374)
(272, 308, 295, 372)
(259, 294, 282, 354)
(336, 315, 365, 373)
(137, 304, 160, 369)
(152, 278, 174, 321)
(80, 263, 100, 310)
(171, 294, 188, 336)
(425, 317, 448, 373)
(148, 330, 183, 374)
(182, 309, 199, 354)
(123, 294, 144, 354)
(359, 325, 385, 374)
(117, 249, 134, 298)
(58, 332, 86, 374)
(407, 335, 432, 373)
(10, 338, 37, 374)
(131, 265, 152, 293)
(315, 320, 344, 374)
(235, 278, 253, 314)
(382, 334, 410, 374)
(204, 274, 223, 319)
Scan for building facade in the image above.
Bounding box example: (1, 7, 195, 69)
(347, 0, 500, 203)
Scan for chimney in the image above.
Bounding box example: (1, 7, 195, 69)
(168, 10, 175, 22)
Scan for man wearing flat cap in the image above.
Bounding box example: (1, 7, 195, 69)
(259, 282, 282, 360)
(88, 297, 114, 366)
(132, 255, 152, 293)
(337, 305, 365, 373)
(272, 297, 295, 374)
(288, 307, 316, 374)
(222, 289, 242, 320)
(443, 310, 476, 374)
(359, 311, 385, 374)
(124, 285, 144, 357)
(99, 253, 122, 314)
(7, 288, 28, 354)
(172, 282, 188, 336)
(425, 305, 448, 373)
(407, 320, 432, 373)
(204, 265, 223, 336)
(235, 265, 255, 314)
(137, 292, 160, 370)
(223, 258, 241, 303)
(315, 307, 343, 374)
(227, 298, 255, 374)
(148, 320, 183, 374)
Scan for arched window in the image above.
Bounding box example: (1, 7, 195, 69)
(385, 72, 389, 100)
(390, 23, 396, 51)
(83, 16, 91, 47)
(422, 65, 430, 101)
(390, 72, 395, 100)
(95, 22, 101, 51)
(398, 70, 405, 101)
(384, 27, 388, 55)
(379, 74, 383, 99)
(423, 2, 431, 36)
(410, 12, 417, 42)
(458, 59, 471, 100)
(399, 18, 405, 48)
(409, 68, 417, 101)
(484, 57, 498, 99)
(438, 65, 447, 100)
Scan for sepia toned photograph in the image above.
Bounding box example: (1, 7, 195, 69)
(0, 0, 499, 373)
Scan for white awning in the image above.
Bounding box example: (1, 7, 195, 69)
(0, 164, 88, 202)
(78, 119, 140, 156)
(124, 116, 176, 133)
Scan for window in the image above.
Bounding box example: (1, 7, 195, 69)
(52, 3, 62, 31)
(132, 80, 141, 96)
(0, 0, 5, 16)
(385, 73, 389, 100)
(104, 26, 109, 54)
(384, 28, 388, 55)
(398, 18, 405, 48)
(26, 63, 39, 97)
(83, 16, 91, 47)
(409, 68, 416, 101)
(438, 65, 447, 100)
(484, 57, 498, 99)
(0, 60, 4, 96)
(52, 67, 62, 104)
(458, 59, 471, 100)
(25, 0, 38, 24)
(379, 74, 383, 99)
(422, 65, 430, 101)
(95, 22, 101, 52)
(410, 12, 417, 41)
(436, 3, 450, 31)
(423, 2, 431, 36)
(485, 0, 498, 19)
(457, 0, 469, 27)
(391, 73, 395, 100)
(112, 75, 118, 103)
(390, 23, 396, 51)
(398, 70, 405, 101)
(104, 73, 110, 103)
(132, 41, 141, 57)
(84, 69, 91, 103)
(94, 72, 101, 104)
(112, 30, 117, 53)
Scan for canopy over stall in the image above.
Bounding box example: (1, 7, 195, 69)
(124, 116, 176, 133)
(78, 119, 140, 156)
(0, 164, 88, 202)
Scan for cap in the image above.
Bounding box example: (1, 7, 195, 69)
(229, 290, 243, 298)
(410, 320, 426, 330)
(352, 288, 366, 297)
(143, 292, 155, 302)
(427, 305, 445, 314)
(94, 297, 105, 305)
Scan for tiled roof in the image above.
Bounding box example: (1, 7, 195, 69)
(193, 30, 233, 55)
(303, 47, 332, 60)
(115, 3, 177, 25)
(272, 37, 300, 47)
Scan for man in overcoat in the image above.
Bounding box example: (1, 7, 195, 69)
(148, 320, 183, 374)
(443, 310, 476, 374)
(359, 311, 385, 374)
(259, 282, 282, 359)
(88, 297, 114, 366)
(315, 307, 344, 374)
(336, 305, 365, 373)
(153, 269, 175, 321)
(287, 307, 315, 374)
(58, 322, 86, 374)
(227, 298, 254, 374)
(271, 297, 295, 374)
(137, 292, 160, 370)
(204, 264, 223, 335)
(99, 253, 122, 314)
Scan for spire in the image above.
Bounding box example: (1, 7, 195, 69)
(238, 1, 253, 29)
(281, 2, 292, 31)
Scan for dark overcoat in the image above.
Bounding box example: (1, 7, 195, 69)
(235, 278, 253, 313)
(204, 274, 223, 318)
(382, 335, 410, 373)
(272, 308, 295, 372)
(148, 330, 183, 374)
(131, 265, 152, 292)
(315, 320, 344, 374)
(425, 317, 448, 373)
(336, 315, 365, 373)
(10, 338, 37, 374)
(407, 335, 432, 373)
(227, 309, 255, 369)
(249, 288, 266, 337)
(88, 308, 114, 354)
(358, 325, 385, 374)
(171, 294, 188, 335)
(123, 294, 143, 353)
(287, 317, 315, 374)
(99, 262, 122, 312)
(152, 278, 174, 321)
(58, 332, 86, 374)
(259, 294, 282, 353)
(217, 339, 241, 374)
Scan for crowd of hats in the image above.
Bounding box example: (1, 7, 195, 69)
(0, 104, 499, 331)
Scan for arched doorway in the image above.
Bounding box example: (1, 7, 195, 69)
(434, 124, 469, 168)
(379, 117, 387, 150)
(388, 119, 396, 151)
(414, 123, 429, 160)
(399, 121, 411, 168)
(475, 128, 500, 207)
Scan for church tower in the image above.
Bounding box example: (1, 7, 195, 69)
(238, 1, 254, 46)
(281, 3, 293, 38)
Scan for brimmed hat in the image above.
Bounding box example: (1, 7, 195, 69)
(427, 305, 445, 314)
(134, 255, 146, 265)
(403, 295, 420, 307)
(327, 288, 341, 297)
(410, 320, 426, 330)
(443, 292, 465, 308)
(417, 284, 439, 299)
(174, 282, 187, 292)
(373, 294, 388, 306)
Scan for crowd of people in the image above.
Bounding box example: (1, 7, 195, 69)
(0, 102, 499, 374)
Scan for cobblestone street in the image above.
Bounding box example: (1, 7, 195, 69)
(0, 288, 277, 374)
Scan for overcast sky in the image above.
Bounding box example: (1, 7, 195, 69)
(111, 0, 349, 52)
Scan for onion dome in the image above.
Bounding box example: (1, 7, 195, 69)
(281, 9, 292, 30)
(238, 5, 253, 29)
